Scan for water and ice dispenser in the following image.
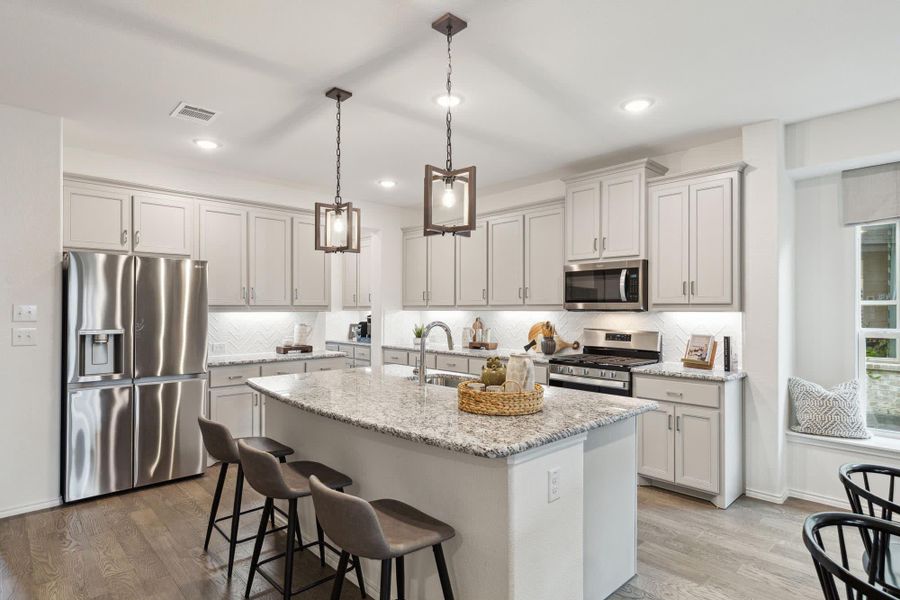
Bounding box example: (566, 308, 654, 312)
(79, 330, 124, 376)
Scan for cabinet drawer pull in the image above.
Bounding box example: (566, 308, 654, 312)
(227, 375, 244, 380)
(666, 391, 683, 397)
(319, 367, 331, 371)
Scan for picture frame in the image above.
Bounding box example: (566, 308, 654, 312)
(682, 334, 717, 369)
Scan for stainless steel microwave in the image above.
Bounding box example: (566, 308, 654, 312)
(564, 259, 648, 311)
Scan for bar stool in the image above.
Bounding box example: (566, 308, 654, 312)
(198, 416, 296, 578)
(309, 474, 456, 600)
(238, 440, 366, 599)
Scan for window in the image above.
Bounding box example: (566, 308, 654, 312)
(858, 221, 900, 432)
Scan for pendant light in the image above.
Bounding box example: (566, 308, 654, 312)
(315, 87, 361, 253)
(424, 13, 476, 237)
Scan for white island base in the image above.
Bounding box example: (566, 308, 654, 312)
(265, 400, 638, 600)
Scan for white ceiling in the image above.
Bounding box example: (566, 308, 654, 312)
(1, 0, 899, 206)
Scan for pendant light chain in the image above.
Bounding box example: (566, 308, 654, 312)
(445, 23, 453, 172)
(335, 94, 342, 205)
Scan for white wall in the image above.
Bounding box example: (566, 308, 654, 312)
(0, 104, 62, 517)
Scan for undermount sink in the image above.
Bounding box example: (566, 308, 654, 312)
(409, 373, 473, 388)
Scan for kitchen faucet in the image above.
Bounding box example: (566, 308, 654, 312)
(418, 321, 454, 385)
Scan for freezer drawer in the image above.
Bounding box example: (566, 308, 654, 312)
(134, 256, 208, 378)
(134, 378, 207, 487)
(64, 385, 133, 502)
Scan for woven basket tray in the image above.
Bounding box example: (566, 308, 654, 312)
(457, 382, 544, 416)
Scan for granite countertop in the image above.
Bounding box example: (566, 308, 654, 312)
(248, 364, 657, 459)
(382, 343, 552, 365)
(208, 351, 346, 367)
(632, 361, 747, 382)
(326, 339, 371, 347)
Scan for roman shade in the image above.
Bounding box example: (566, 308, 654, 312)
(843, 161, 900, 225)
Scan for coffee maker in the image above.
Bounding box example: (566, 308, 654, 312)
(357, 315, 371, 340)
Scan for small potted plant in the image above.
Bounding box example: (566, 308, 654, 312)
(413, 324, 425, 346)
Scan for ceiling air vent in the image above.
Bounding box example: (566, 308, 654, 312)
(169, 102, 219, 124)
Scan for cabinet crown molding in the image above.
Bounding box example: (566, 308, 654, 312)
(647, 161, 747, 186)
(561, 158, 668, 184)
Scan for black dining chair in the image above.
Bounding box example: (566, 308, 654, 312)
(840, 463, 900, 594)
(803, 512, 900, 599)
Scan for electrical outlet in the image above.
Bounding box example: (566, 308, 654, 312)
(13, 304, 37, 322)
(548, 468, 561, 503)
(12, 327, 37, 346)
(209, 342, 226, 355)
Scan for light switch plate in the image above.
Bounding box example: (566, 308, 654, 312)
(13, 304, 37, 322)
(548, 468, 561, 503)
(12, 327, 37, 346)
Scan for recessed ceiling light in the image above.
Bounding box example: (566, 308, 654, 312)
(435, 94, 462, 108)
(193, 138, 221, 150)
(621, 98, 654, 113)
(377, 179, 397, 189)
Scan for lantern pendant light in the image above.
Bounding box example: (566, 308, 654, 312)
(424, 13, 476, 237)
(315, 87, 361, 253)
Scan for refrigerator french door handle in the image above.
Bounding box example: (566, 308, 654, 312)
(619, 269, 628, 302)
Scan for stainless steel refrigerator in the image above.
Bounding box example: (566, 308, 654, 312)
(62, 251, 208, 502)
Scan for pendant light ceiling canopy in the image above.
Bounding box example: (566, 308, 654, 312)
(316, 87, 361, 253)
(423, 13, 476, 237)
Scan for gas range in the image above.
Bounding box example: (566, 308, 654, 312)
(549, 329, 661, 396)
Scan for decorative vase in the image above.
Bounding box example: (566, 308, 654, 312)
(507, 353, 535, 391)
(414, 337, 423, 347)
(481, 356, 507, 386)
(541, 337, 557, 355)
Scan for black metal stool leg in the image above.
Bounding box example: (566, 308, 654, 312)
(433, 544, 454, 600)
(316, 518, 326, 567)
(204, 462, 228, 551)
(331, 551, 349, 600)
(245, 498, 272, 598)
(273, 456, 286, 527)
(227, 463, 245, 578)
(396, 555, 405, 600)
(351, 555, 366, 597)
(379, 559, 392, 600)
(284, 498, 298, 600)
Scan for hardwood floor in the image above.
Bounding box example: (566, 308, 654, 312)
(0, 468, 833, 599)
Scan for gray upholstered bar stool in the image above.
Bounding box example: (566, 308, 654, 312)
(309, 475, 456, 600)
(198, 416, 296, 578)
(238, 440, 365, 599)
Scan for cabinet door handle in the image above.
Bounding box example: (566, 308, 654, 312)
(241, 287, 246, 301)
(593, 237, 598, 251)
(135, 230, 141, 246)
(675, 416, 681, 432)
(353, 293, 357, 304)
(294, 288, 299, 300)
(682, 281, 687, 296)
(368, 293, 372, 303)
(524, 286, 529, 299)
(602, 237, 607, 250)
(250, 287, 256, 300)
(121, 229, 128, 246)
(482, 288, 486, 300)
(518, 287, 523, 299)
(668, 414, 673, 430)
(690, 281, 696, 296)
(253, 394, 259, 407)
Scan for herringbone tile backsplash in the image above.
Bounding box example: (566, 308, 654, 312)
(208, 310, 365, 355)
(384, 309, 743, 369)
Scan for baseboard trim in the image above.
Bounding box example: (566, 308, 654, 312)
(0, 497, 61, 520)
(745, 487, 788, 504)
(786, 489, 850, 510)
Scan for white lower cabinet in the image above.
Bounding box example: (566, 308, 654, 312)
(306, 357, 346, 372)
(210, 386, 261, 439)
(635, 374, 743, 509)
(383, 349, 408, 365)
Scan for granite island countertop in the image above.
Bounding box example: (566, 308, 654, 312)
(208, 351, 346, 367)
(631, 361, 747, 382)
(248, 364, 657, 459)
(381, 343, 552, 365)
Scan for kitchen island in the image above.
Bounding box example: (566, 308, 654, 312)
(249, 365, 656, 600)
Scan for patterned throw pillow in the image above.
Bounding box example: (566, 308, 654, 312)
(789, 377, 870, 439)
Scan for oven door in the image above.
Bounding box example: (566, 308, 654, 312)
(564, 259, 647, 311)
(548, 374, 632, 396)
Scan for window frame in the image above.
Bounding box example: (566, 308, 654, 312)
(856, 220, 900, 436)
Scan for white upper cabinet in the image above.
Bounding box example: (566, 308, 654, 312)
(565, 181, 601, 261)
(689, 178, 733, 305)
(342, 251, 359, 308)
(524, 206, 564, 306)
(428, 234, 456, 307)
(248, 210, 292, 306)
(456, 221, 488, 306)
(648, 163, 743, 310)
(488, 214, 525, 305)
(563, 160, 667, 264)
(600, 172, 641, 259)
(358, 236, 372, 308)
(649, 185, 690, 306)
(63, 181, 132, 251)
(403, 230, 428, 307)
(132, 193, 194, 256)
(292, 215, 330, 308)
(199, 201, 248, 306)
